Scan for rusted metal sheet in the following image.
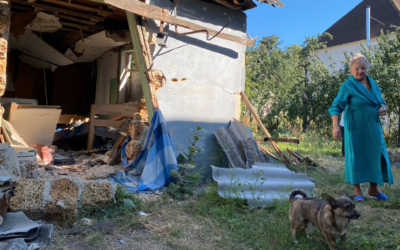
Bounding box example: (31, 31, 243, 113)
(212, 162, 314, 208)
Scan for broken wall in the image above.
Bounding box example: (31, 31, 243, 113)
(146, 0, 246, 172)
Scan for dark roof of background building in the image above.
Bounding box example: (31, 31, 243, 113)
(203, 0, 284, 11)
(321, 0, 400, 47)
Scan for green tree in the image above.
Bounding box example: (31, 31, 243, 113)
(245, 36, 301, 130)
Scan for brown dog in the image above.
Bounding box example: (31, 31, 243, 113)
(289, 190, 360, 250)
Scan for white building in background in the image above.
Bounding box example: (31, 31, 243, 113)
(317, 0, 400, 72)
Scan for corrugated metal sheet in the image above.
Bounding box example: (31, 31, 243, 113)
(212, 162, 314, 208)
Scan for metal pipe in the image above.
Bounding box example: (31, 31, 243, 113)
(366, 5, 371, 46)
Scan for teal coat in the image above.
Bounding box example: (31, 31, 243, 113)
(329, 75, 394, 186)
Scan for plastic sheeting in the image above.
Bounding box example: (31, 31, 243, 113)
(111, 110, 178, 192)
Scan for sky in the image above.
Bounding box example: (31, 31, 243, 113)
(246, 0, 363, 47)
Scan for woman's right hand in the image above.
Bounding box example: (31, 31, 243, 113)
(333, 125, 341, 141)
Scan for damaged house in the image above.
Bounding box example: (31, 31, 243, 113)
(0, 0, 285, 168)
(0, 1, 319, 236)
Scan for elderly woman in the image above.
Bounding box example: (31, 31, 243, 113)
(329, 53, 394, 202)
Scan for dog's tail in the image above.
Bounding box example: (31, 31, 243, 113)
(289, 190, 307, 204)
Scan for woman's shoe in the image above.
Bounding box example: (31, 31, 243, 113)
(353, 196, 365, 202)
(369, 193, 388, 201)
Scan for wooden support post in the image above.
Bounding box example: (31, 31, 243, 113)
(126, 12, 159, 121)
(240, 91, 290, 164)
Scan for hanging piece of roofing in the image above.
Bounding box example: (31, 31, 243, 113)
(256, 0, 285, 8)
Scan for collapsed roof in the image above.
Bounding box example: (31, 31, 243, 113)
(10, 0, 285, 54)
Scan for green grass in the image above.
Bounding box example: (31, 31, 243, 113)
(51, 132, 400, 250)
(193, 166, 400, 250)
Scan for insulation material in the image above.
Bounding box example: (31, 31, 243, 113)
(46, 178, 80, 221)
(9, 30, 73, 66)
(128, 120, 149, 140)
(9, 179, 47, 211)
(25, 12, 62, 33)
(0, 143, 22, 181)
(10, 178, 115, 222)
(9, 108, 61, 146)
(64, 31, 127, 63)
(81, 181, 115, 208)
(125, 140, 143, 160)
(126, 120, 149, 160)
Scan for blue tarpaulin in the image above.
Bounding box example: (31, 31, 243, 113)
(111, 110, 177, 192)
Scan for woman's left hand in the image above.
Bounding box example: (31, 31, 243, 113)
(379, 106, 387, 116)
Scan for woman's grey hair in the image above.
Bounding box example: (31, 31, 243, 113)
(349, 53, 370, 69)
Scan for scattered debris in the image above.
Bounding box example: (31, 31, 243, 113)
(66, 222, 114, 235)
(9, 104, 61, 146)
(0, 143, 23, 181)
(0, 212, 40, 239)
(286, 148, 325, 171)
(139, 211, 148, 217)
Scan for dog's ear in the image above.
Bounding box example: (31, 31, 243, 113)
(322, 193, 337, 207)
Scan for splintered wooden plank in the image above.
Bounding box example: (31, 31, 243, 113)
(240, 91, 290, 164)
(104, 0, 256, 47)
(255, 137, 300, 144)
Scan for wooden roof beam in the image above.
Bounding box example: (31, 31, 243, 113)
(57, 14, 96, 26)
(11, 0, 106, 21)
(38, 0, 115, 17)
(103, 0, 256, 47)
(60, 21, 89, 30)
(11, 4, 34, 11)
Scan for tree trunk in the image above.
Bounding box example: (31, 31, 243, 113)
(302, 68, 308, 131)
(0, 0, 10, 97)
